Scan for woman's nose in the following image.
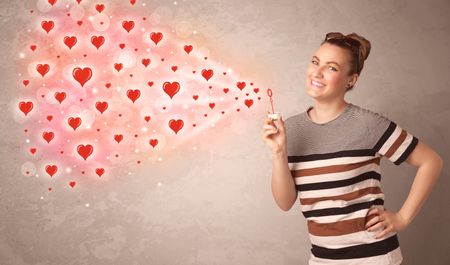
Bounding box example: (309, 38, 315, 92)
(312, 67, 324, 78)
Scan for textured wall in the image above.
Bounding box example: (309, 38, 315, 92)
(1, 0, 449, 264)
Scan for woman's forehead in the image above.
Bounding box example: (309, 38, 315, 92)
(313, 43, 351, 64)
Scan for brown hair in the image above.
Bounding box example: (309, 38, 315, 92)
(321, 32, 371, 91)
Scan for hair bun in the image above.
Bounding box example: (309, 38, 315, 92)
(346, 33, 371, 61)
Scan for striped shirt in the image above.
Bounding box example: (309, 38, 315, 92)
(285, 103, 418, 265)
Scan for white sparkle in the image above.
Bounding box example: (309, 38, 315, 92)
(106, 156, 110, 160)
(193, 146, 197, 150)
(19, 53, 25, 58)
(27, 29, 31, 33)
(142, 127, 148, 132)
(73, 59, 77, 62)
(104, 122, 107, 125)
(183, 104, 189, 109)
(35, 174, 39, 177)
(109, 16, 113, 19)
(93, 88, 98, 94)
(85, 203, 90, 207)
(170, 51, 174, 54)
(193, 30, 197, 34)
(42, 84, 46, 87)
(141, 28, 145, 32)
(128, 172, 132, 175)
(173, 1, 177, 5)
(116, 86, 121, 92)
(86, 125, 91, 129)
(135, 149, 139, 153)
(103, 70, 107, 73)
(153, 130, 156, 133)
(67, 139, 70, 143)
(88, 16, 93, 21)
(157, 182, 162, 187)
(65, 167, 71, 173)
(227, 68, 233, 73)
(157, 157, 162, 162)
(60, 111, 64, 114)
(143, 3, 146, 7)
(26, 139, 30, 143)
(66, 4, 69, 8)
(40, 196, 44, 200)
(146, 48, 150, 52)
(18, 73, 22, 76)
(127, 124, 130, 128)
(94, 139, 98, 142)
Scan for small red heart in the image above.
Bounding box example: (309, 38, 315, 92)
(42, 131, 54, 143)
(95, 4, 105, 13)
(168, 119, 184, 134)
(127, 89, 140, 103)
(253, 88, 259, 93)
(48, 0, 57, 6)
(23, 80, 29, 86)
(105, 83, 111, 88)
(209, 103, 215, 109)
(221, 111, 225, 114)
(96, 101, 109, 114)
(250, 82, 254, 86)
(144, 116, 151, 122)
(46, 115, 53, 121)
(45, 164, 58, 177)
(76, 0, 82, 4)
(69, 181, 76, 188)
(150, 32, 163, 45)
(142, 58, 151, 67)
(91, 35, 105, 49)
(48, 187, 52, 191)
(223, 72, 227, 75)
(193, 124, 196, 127)
(119, 43, 125, 49)
(193, 95, 199, 100)
(147, 81, 154, 87)
(223, 88, 229, 93)
(149, 139, 158, 148)
(245, 93, 249, 96)
(95, 168, 105, 177)
(244, 99, 254, 108)
(36, 63, 50, 77)
(171, 65, 178, 72)
(114, 134, 123, 143)
(130, 0, 136, 5)
(201, 69, 214, 81)
(63, 35, 77, 49)
(77, 144, 93, 160)
(30, 148, 37, 154)
(258, 97, 261, 100)
(204, 114, 208, 117)
(235, 97, 239, 100)
(68, 117, 82, 130)
(54, 91, 66, 103)
(77, 20, 83, 26)
(236, 108, 240, 112)
(122, 20, 135, 33)
(184, 45, 193, 54)
(237, 82, 246, 90)
(30, 45, 36, 51)
(192, 70, 196, 74)
(114, 63, 123, 72)
(204, 57, 208, 60)
(41, 20, 54, 34)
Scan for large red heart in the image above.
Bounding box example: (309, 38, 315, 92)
(18, 101, 33, 116)
(72, 67, 92, 87)
(244, 99, 254, 108)
(68, 117, 82, 131)
(54, 92, 66, 103)
(63, 36, 77, 49)
(41, 20, 54, 34)
(36, 64, 50, 77)
(77, 144, 93, 160)
(168, 119, 184, 134)
(91, 35, 105, 49)
(163, 82, 180, 99)
(184, 45, 193, 54)
(42, 131, 54, 143)
(95, 101, 108, 114)
(237, 82, 246, 90)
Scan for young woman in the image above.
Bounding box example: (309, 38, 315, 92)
(262, 32, 443, 264)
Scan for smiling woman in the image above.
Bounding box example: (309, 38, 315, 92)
(262, 32, 443, 265)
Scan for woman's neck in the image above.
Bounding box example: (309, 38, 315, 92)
(308, 100, 349, 124)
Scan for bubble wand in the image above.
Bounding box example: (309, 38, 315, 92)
(266, 88, 279, 121)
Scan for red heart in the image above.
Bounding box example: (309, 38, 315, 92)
(48, 0, 57, 6)
(45, 164, 58, 177)
(171, 65, 178, 72)
(42, 131, 54, 143)
(141, 58, 151, 67)
(95, 4, 105, 13)
(114, 63, 123, 72)
(23, 80, 29, 86)
(77, 144, 93, 160)
(63, 36, 77, 49)
(41, 20, 54, 33)
(18, 101, 33, 116)
(149, 139, 158, 148)
(150, 32, 163, 45)
(253, 88, 259, 93)
(69, 181, 76, 188)
(162, 82, 180, 99)
(114, 134, 123, 143)
(201, 69, 214, 81)
(46, 115, 53, 121)
(95, 101, 108, 114)
(91, 35, 105, 49)
(168, 119, 184, 134)
(147, 81, 154, 87)
(30, 45, 36, 51)
(184, 45, 193, 54)
(144, 116, 151, 122)
(119, 43, 125, 49)
(77, 20, 83, 26)
(68, 117, 82, 130)
(76, 0, 82, 4)
(122, 20, 135, 33)
(127, 89, 140, 103)
(209, 103, 215, 109)
(237, 82, 246, 90)
(105, 83, 111, 88)
(245, 93, 249, 96)
(244, 99, 254, 108)
(54, 91, 66, 103)
(30, 148, 37, 154)
(223, 88, 229, 93)
(36, 64, 50, 77)
(192, 95, 199, 100)
(130, 0, 136, 5)
(95, 168, 105, 177)
(72, 67, 92, 87)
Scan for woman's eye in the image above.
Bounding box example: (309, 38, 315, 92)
(329, 66, 337, 71)
(311, 60, 318, 65)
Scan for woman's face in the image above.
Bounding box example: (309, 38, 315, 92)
(305, 43, 358, 102)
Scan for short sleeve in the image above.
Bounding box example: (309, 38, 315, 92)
(368, 112, 419, 166)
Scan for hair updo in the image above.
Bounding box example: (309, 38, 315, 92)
(321, 32, 371, 79)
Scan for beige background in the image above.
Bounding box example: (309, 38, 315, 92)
(1, 0, 449, 264)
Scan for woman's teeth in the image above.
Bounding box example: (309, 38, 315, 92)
(311, 80, 325, 88)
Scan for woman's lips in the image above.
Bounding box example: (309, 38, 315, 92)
(311, 80, 325, 88)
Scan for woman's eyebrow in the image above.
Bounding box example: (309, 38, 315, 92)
(312, 56, 341, 67)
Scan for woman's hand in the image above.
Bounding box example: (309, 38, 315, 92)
(262, 114, 287, 156)
(365, 207, 409, 239)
